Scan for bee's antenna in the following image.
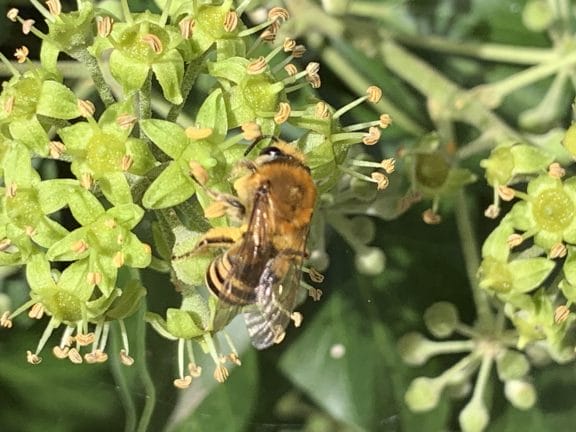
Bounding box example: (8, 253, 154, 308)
(244, 135, 279, 156)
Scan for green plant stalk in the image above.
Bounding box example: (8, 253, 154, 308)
(379, 38, 523, 155)
(455, 190, 493, 326)
(136, 297, 157, 432)
(138, 72, 153, 139)
(110, 325, 138, 432)
(167, 54, 207, 123)
(392, 34, 555, 65)
(70, 48, 116, 106)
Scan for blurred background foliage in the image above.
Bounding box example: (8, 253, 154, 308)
(3, 0, 576, 431)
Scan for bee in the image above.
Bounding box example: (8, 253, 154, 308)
(193, 138, 317, 349)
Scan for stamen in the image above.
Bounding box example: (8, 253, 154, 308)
(121, 154, 133, 171)
(554, 305, 570, 323)
(506, 234, 524, 248)
(113, 251, 125, 268)
(22, 19, 36, 35)
(142, 33, 163, 54)
(548, 162, 565, 178)
(362, 126, 381, 145)
(27, 350, 42, 364)
(189, 160, 209, 185)
(241, 122, 262, 140)
(370, 172, 389, 190)
(80, 172, 93, 189)
(422, 208, 442, 224)
(116, 113, 137, 129)
(4, 95, 15, 115)
(223, 10, 238, 32)
(14, 46, 29, 63)
(28, 303, 45, 319)
(497, 185, 515, 201)
(247, 56, 267, 74)
(179, 18, 195, 39)
(119, 319, 134, 365)
(550, 242, 567, 259)
(0, 311, 13, 328)
(7, 8, 19, 21)
(97, 16, 114, 37)
(484, 204, 500, 219)
(77, 99, 96, 118)
(274, 102, 291, 124)
(45, 0, 62, 16)
(49, 141, 66, 158)
(185, 126, 213, 140)
(315, 101, 331, 119)
(68, 347, 83, 364)
(291, 312, 303, 328)
(71, 239, 89, 254)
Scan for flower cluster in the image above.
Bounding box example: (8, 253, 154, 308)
(0, 0, 393, 387)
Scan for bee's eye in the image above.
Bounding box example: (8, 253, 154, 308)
(259, 146, 284, 158)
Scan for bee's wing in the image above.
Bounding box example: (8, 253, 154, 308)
(243, 238, 306, 349)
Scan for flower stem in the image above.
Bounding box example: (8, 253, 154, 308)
(70, 48, 115, 106)
(110, 325, 137, 432)
(136, 298, 156, 432)
(455, 189, 493, 325)
(167, 54, 207, 123)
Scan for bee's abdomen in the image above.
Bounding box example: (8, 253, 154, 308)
(206, 252, 257, 305)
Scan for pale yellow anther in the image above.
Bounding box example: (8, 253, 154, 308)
(284, 63, 298, 76)
(283, 38, 296, 52)
(97, 16, 114, 37)
(120, 349, 135, 366)
(45, 0, 62, 16)
(0, 238, 12, 251)
(6, 182, 17, 198)
(260, 27, 277, 42)
(362, 127, 381, 145)
(76, 332, 95, 346)
(555, 305, 570, 323)
(291, 312, 303, 328)
(80, 172, 93, 189)
(422, 209, 442, 225)
(381, 158, 396, 174)
(28, 303, 45, 319)
(103, 218, 117, 229)
(121, 154, 133, 171)
(86, 271, 102, 286)
(113, 251, 125, 268)
(292, 45, 306, 58)
(241, 122, 262, 141)
(179, 18, 195, 39)
(25, 226, 37, 238)
(550, 242, 567, 259)
(268, 7, 289, 22)
(507, 233, 524, 248)
(228, 353, 242, 366)
(498, 185, 515, 201)
(305, 62, 320, 76)
(213, 365, 229, 383)
(116, 113, 137, 129)
(49, 141, 66, 159)
(22, 19, 35, 35)
(68, 348, 83, 364)
(309, 287, 323, 301)
(4, 95, 15, 115)
(247, 56, 267, 74)
(273, 326, 286, 344)
(188, 363, 202, 377)
(53, 346, 70, 359)
(366, 86, 383, 103)
(142, 33, 163, 54)
(77, 99, 96, 118)
(1, 311, 13, 328)
(308, 74, 321, 89)
(185, 126, 213, 140)
(27, 351, 42, 364)
(204, 201, 229, 219)
(7, 8, 19, 22)
(173, 376, 192, 389)
(189, 160, 209, 185)
(548, 162, 566, 178)
(223, 10, 238, 32)
(14, 46, 29, 63)
(315, 101, 330, 119)
(379, 113, 392, 128)
(370, 172, 389, 190)
(274, 102, 291, 124)
(484, 204, 500, 219)
(71, 239, 88, 254)
(308, 267, 324, 283)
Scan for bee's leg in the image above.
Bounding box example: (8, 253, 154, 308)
(172, 227, 243, 260)
(189, 171, 246, 220)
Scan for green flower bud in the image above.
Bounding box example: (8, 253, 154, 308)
(522, 0, 553, 32)
(504, 379, 537, 410)
(424, 302, 459, 339)
(496, 349, 531, 381)
(459, 398, 489, 432)
(349, 216, 376, 245)
(405, 377, 442, 412)
(397, 332, 435, 366)
(354, 246, 385, 275)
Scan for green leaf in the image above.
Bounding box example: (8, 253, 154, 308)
(105, 279, 146, 320)
(36, 179, 80, 214)
(142, 162, 196, 209)
(280, 293, 384, 431)
(169, 349, 258, 432)
(481, 217, 513, 261)
(36, 80, 80, 119)
(46, 228, 90, 261)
